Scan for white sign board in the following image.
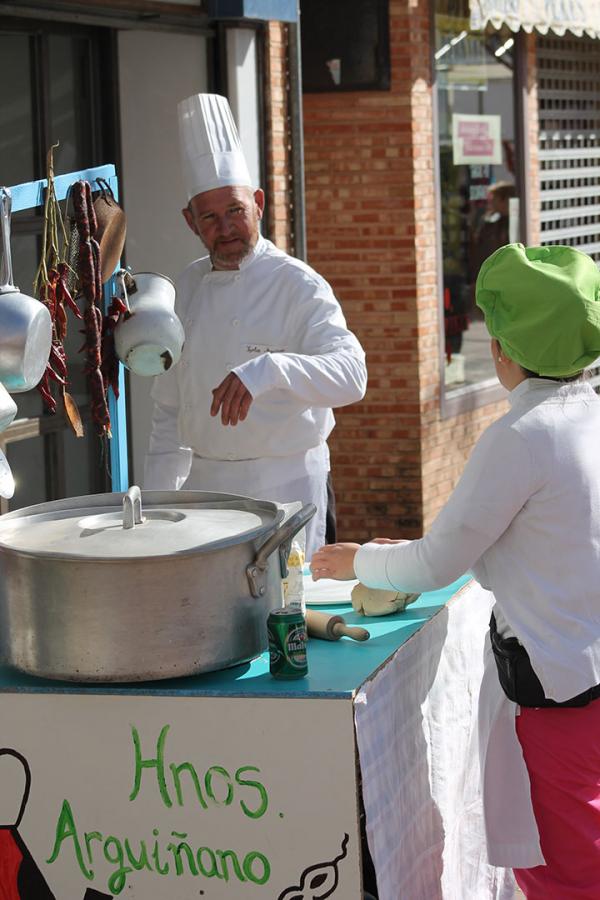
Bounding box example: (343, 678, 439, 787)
(452, 114, 502, 166)
(0, 694, 361, 899)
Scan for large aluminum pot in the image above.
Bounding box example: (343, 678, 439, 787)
(0, 487, 315, 683)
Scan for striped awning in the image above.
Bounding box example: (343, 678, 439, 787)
(470, 1, 600, 39)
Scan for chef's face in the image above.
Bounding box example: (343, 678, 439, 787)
(183, 186, 265, 270)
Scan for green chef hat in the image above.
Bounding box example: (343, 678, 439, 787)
(475, 243, 600, 376)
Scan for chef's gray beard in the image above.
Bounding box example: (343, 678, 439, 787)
(211, 241, 252, 270)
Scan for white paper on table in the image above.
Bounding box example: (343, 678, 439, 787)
(303, 573, 359, 606)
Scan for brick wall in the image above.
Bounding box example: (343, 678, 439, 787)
(299, 2, 540, 542)
(303, 0, 425, 541)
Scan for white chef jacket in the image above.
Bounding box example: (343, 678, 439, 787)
(355, 378, 600, 868)
(144, 235, 367, 556)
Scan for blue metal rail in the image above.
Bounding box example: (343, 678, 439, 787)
(207, 0, 298, 21)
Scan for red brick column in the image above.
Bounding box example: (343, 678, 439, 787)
(303, 0, 426, 540)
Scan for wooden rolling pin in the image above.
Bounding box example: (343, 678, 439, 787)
(306, 609, 369, 642)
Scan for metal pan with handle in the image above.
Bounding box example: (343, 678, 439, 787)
(0, 187, 52, 393)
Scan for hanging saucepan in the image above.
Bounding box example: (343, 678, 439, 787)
(0, 188, 52, 393)
(0, 380, 17, 500)
(0, 375, 18, 501)
(0, 487, 315, 682)
(113, 270, 185, 376)
(0, 448, 14, 499)
(0, 382, 16, 433)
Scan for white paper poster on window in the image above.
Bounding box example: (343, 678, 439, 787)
(452, 114, 502, 165)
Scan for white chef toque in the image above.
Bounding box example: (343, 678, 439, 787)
(178, 93, 252, 201)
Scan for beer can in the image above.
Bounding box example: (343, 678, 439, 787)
(267, 607, 308, 679)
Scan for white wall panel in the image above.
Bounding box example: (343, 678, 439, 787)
(118, 29, 208, 484)
(226, 28, 262, 189)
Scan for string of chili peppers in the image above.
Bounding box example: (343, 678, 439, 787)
(72, 179, 114, 438)
(33, 144, 83, 434)
(101, 294, 128, 401)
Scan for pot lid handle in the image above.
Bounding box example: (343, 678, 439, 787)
(122, 485, 144, 530)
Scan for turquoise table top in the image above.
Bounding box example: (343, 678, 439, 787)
(0, 576, 470, 700)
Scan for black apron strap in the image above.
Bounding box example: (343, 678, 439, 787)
(489, 612, 596, 708)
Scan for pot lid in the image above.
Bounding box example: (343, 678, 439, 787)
(0, 487, 283, 560)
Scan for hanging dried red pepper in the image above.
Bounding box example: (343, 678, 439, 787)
(33, 144, 83, 436)
(72, 179, 113, 438)
(101, 295, 128, 400)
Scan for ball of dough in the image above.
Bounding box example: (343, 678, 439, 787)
(351, 583, 420, 617)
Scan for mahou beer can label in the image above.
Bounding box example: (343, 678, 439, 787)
(267, 607, 308, 679)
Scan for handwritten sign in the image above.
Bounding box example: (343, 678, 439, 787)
(452, 114, 502, 166)
(0, 694, 361, 898)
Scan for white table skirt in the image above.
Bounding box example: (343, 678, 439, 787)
(354, 579, 516, 900)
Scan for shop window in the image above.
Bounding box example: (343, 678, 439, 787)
(434, 2, 521, 395)
(300, 0, 390, 92)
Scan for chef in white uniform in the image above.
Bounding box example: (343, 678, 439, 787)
(311, 244, 600, 897)
(144, 94, 367, 557)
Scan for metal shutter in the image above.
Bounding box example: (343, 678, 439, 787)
(537, 34, 600, 261)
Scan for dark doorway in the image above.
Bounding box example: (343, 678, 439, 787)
(0, 16, 118, 511)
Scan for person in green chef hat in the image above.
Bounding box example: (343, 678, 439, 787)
(311, 243, 600, 899)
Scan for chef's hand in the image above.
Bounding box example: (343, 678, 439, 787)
(310, 543, 361, 581)
(211, 373, 253, 426)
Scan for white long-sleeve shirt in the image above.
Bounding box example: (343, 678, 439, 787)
(355, 378, 600, 868)
(356, 378, 600, 703)
(144, 235, 367, 492)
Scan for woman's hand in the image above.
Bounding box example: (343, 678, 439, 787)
(310, 543, 361, 581)
(371, 538, 409, 546)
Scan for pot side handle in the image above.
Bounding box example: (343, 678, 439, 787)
(246, 503, 316, 599)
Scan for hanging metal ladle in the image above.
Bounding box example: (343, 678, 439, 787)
(0, 187, 52, 393)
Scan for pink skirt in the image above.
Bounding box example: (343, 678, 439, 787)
(514, 698, 600, 899)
